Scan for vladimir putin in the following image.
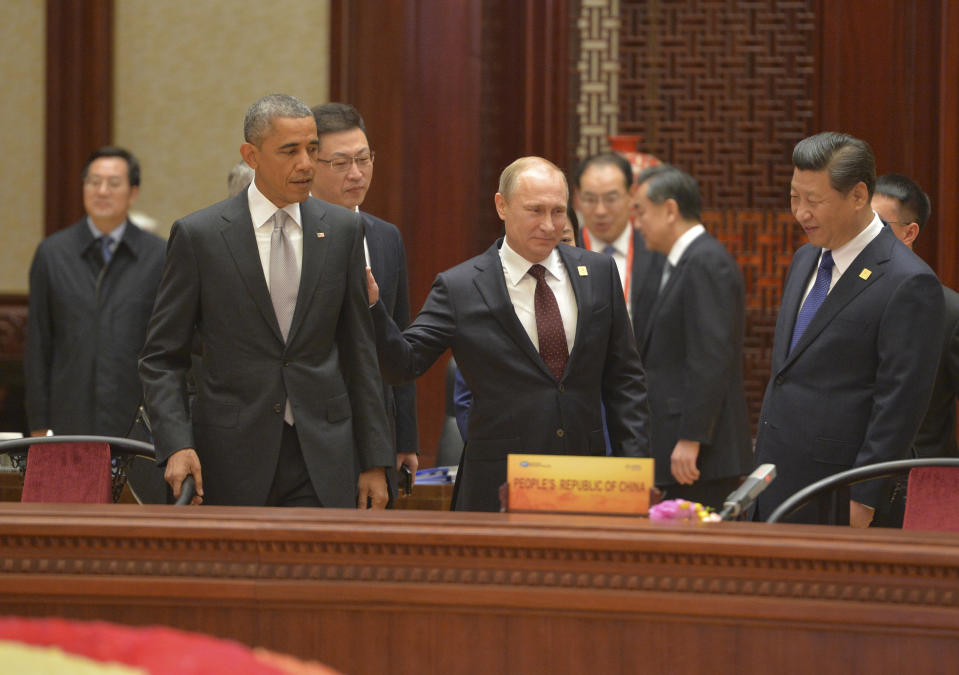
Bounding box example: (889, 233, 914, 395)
(368, 157, 650, 512)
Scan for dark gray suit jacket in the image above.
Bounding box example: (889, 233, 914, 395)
(641, 231, 752, 486)
(372, 240, 651, 512)
(577, 228, 665, 347)
(139, 191, 393, 506)
(26, 219, 165, 436)
(754, 226, 944, 521)
(628, 228, 666, 348)
(913, 284, 959, 458)
(362, 211, 417, 455)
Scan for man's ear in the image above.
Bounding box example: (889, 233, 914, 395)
(240, 142, 258, 170)
(901, 222, 921, 247)
(851, 181, 869, 209)
(494, 192, 507, 220)
(664, 198, 681, 222)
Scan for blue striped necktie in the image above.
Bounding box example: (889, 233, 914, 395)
(790, 250, 834, 353)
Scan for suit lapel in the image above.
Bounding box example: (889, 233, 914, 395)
(288, 198, 331, 344)
(562, 244, 593, 375)
(472, 242, 556, 380)
(363, 213, 385, 277)
(219, 196, 284, 343)
(641, 234, 702, 352)
(629, 230, 656, 305)
(781, 229, 893, 370)
(775, 245, 818, 366)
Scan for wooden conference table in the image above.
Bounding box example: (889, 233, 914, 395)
(1, 502, 957, 674)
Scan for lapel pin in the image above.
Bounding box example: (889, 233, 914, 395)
(859, 268, 871, 280)
(578, 266, 588, 276)
(316, 232, 325, 238)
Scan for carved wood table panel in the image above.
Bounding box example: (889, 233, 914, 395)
(1, 504, 957, 674)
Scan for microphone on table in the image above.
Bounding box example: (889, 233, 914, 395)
(719, 464, 777, 520)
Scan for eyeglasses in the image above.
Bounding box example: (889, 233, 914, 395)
(317, 152, 375, 172)
(579, 192, 626, 209)
(84, 176, 127, 191)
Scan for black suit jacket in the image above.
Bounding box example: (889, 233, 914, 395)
(641, 231, 752, 486)
(362, 211, 417, 456)
(913, 284, 959, 458)
(578, 228, 665, 346)
(139, 191, 393, 506)
(372, 240, 650, 512)
(754, 225, 944, 521)
(628, 228, 666, 347)
(26, 219, 166, 436)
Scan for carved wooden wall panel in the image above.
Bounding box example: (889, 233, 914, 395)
(618, 0, 814, 210)
(2, 504, 959, 674)
(613, 1, 816, 432)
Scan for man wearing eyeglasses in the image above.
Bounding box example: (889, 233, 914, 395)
(573, 153, 665, 346)
(25, 146, 166, 438)
(310, 103, 419, 499)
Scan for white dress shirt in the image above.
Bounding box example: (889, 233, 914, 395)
(499, 239, 578, 353)
(248, 180, 304, 288)
(799, 213, 884, 305)
(585, 224, 633, 317)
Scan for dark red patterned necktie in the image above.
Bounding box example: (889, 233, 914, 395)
(528, 264, 568, 380)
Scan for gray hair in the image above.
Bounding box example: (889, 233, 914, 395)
(636, 163, 702, 222)
(243, 94, 314, 146)
(498, 156, 568, 201)
(792, 131, 876, 198)
(227, 161, 254, 197)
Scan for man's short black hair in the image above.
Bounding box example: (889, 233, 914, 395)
(875, 173, 931, 229)
(311, 102, 368, 141)
(792, 131, 875, 198)
(635, 163, 703, 222)
(82, 146, 140, 187)
(573, 152, 633, 191)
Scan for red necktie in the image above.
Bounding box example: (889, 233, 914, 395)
(528, 264, 568, 380)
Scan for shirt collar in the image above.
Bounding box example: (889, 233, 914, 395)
(587, 222, 632, 255)
(826, 213, 883, 276)
(666, 223, 705, 267)
(248, 179, 303, 230)
(499, 238, 564, 287)
(86, 217, 127, 244)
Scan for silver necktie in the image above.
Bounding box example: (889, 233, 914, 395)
(269, 210, 298, 424)
(269, 210, 298, 341)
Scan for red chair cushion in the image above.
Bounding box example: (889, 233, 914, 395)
(902, 466, 959, 532)
(20, 442, 112, 503)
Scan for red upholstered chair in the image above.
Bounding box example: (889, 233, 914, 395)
(0, 435, 194, 505)
(21, 441, 112, 503)
(902, 466, 959, 532)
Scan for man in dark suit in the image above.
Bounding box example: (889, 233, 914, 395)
(872, 174, 958, 458)
(573, 152, 665, 345)
(310, 103, 419, 490)
(26, 146, 166, 437)
(634, 164, 752, 509)
(368, 157, 650, 512)
(139, 94, 393, 508)
(753, 132, 944, 526)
